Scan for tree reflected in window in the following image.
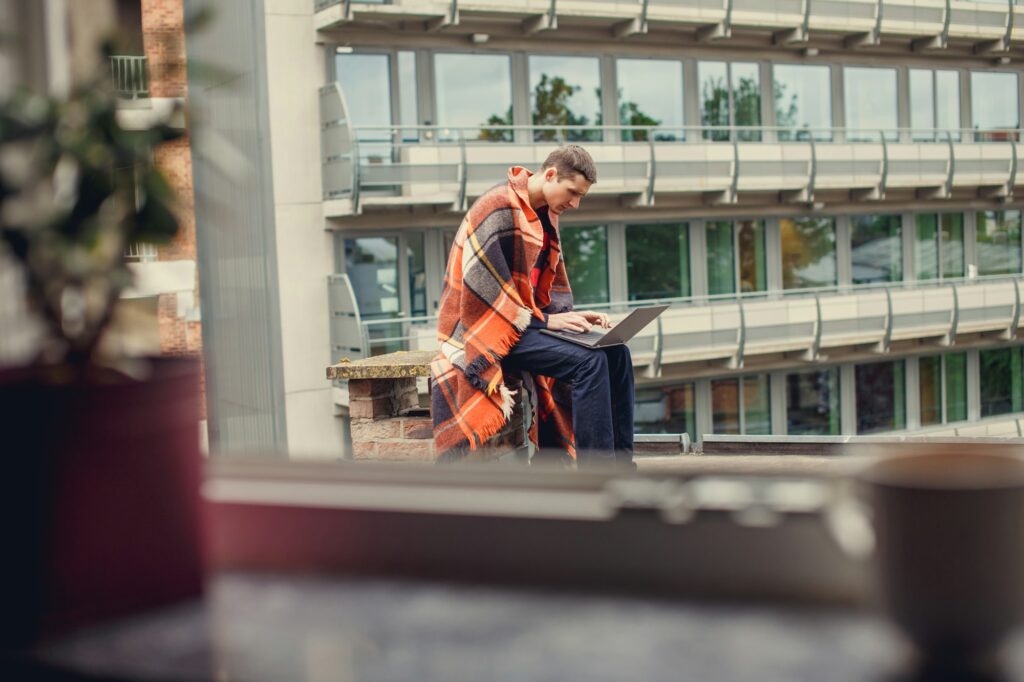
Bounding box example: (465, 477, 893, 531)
(780, 217, 836, 290)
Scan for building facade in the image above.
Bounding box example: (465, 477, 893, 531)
(188, 0, 1024, 457)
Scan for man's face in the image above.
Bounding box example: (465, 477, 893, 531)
(542, 168, 591, 216)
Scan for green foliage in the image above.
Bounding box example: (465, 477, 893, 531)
(0, 42, 184, 366)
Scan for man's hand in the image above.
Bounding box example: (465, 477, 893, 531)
(547, 311, 595, 333)
(577, 310, 611, 329)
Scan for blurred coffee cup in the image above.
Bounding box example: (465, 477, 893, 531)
(841, 446, 1024, 668)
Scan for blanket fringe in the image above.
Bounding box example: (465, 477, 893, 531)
(514, 306, 532, 332)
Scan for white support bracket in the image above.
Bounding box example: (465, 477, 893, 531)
(524, 0, 557, 35)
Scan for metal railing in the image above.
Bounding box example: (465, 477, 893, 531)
(110, 55, 149, 100)
(331, 273, 1024, 361)
(124, 242, 159, 263)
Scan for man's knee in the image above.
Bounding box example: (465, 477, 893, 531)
(574, 348, 608, 376)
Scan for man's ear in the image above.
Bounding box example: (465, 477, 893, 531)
(544, 166, 558, 182)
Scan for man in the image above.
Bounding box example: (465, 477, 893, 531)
(430, 145, 635, 469)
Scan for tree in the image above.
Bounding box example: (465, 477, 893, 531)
(480, 106, 513, 142)
(531, 74, 589, 141)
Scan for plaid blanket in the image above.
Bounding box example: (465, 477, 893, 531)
(431, 166, 576, 458)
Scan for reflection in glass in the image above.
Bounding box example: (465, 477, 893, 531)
(786, 368, 840, 435)
(699, 61, 761, 142)
(977, 210, 1023, 276)
(910, 69, 961, 142)
(915, 214, 939, 281)
(711, 377, 740, 434)
(773, 64, 832, 141)
(699, 61, 729, 141)
(407, 233, 426, 317)
(980, 347, 1024, 417)
(529, 55, 602, 142)
(712, 375, 771, 435)
(435, 53, 513, 141)
(856, 360, 906, 434)
(397, 51, 418, 142)
(919, 354, 966, 427)
(941, 214, 965, 279)
(627, 223, 690, 300)
(744, 375, 771, 434)
(852, 214, 902, 284)
(635, 384, 695, 444)
(561, 225, 609, 305)
(616, 59, 683, 142)
(345, 237, 401, 355)
(919, 355, 942, 426)
(738, 220, 767, 293)
(971, 71, 1019, 141)
(706, 221, 735, 296)
(946, 352, 968, 423)
(336, 53, 393, 167)
(844, 67, 898, 141)
(780, 217, 836, 289)
(732, 62, 762, 142)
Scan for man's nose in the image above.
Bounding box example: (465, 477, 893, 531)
(569, 196, 580, 209)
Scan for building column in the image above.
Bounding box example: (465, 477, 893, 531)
(770, 371, 788, 435)
(840, 363, 857, 434)
(905, 355, 921, 430)
(695, 377, 713, 443)
(967, 349, 982, 422)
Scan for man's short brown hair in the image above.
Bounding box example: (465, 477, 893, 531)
(541, 145, 597, 184)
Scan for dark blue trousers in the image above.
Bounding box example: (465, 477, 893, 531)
(502, 329, 634, 466)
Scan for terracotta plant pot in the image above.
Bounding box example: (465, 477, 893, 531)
(0, 356, 205, 646)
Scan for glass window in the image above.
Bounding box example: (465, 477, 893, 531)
(407, 233, 426, 317)
(635, 384, 696, 444)
(919, 355, 942, 426)
(435, 53, 513, 141)
(915, 214, 940, 281)
(773, 64, 832, 141)
(786, 368, 840, 435)
(919, 352, 967, 426)
(561, 225, 609, 305)
(856, 360, 906, 434)
(917, 213, 965, 280)
(977, 210, 1023, 276)
(942, 214, 965, 279)
(738, 220, 767, 293)
(980, 347, 1024, 417)
(971, 71, 1020, 141)
(711, 377, 740, 434)
(945, 352, 968, 423)
(616, 59, 683, 142)
(706, 221, 736, 296)
(529, 55, 602, 142)
(780, 217, 836, 290)
(852, 214, 902, 284)
(844, 67, 898, 141)
(626, 223, 690, 300)
(909, 69, 961, 142)
(345, 237, 401, 355)
(698, 61, 762, 142)
(336, 53, 393, 164)
(397, 51, 418, 141)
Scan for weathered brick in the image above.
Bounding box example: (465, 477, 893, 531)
(402, 417, 433, 439)
(350, 417, 402, 441)
(348, 378, 402, 399)
(351, 441, 377, 460)
(349, 396, 399, 420)
(375, 440, 434, 462)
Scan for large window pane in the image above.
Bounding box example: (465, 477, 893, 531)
(435, 53, 513, 141)
(336, 53, 393, 167)
(627, 223, 690, 300)
(396, 51, 418, 142)
(945, 352, 968, 423)
(407, 233, 426, 317)
(699, 61, 729, 141)
(699, 61, 763, 142)
(732, 62, 762, 142)
(919, 355, 942, 426)
(971, 71, 1019, 141)
(743, 374, 771, 435)
(706, 221, 736, 296)
(915, 214, 939, 281)
(935, 70, 961, 139)
(773, 64, 832, 141)
(635, 384, 695, 444)
(786, 368, 840, 435)
(980, 347, 1024, 417)
(852, 214, 902, 284)
(977, 210, 1023, 276)
(738, 220, 767, 293)
(941, 214, 965, 279)
(617, 59, 683, 142)
(844, 67, 898, 141)
(711, 378, 740, 434)
(561, 225, 609, 305)
(345, 237, 401, 355)
(530, 55, 602, 142)
(856, 360, 906, 434)
(910, 69, 961, 142)
(780, 217, 836, 289)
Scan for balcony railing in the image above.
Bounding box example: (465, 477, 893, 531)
(315, 0, 1020, 49)
(329, 273, 1024, 369)
(111, 55, 149, 100)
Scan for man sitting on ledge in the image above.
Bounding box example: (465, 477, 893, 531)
(430, 145, 635, 469)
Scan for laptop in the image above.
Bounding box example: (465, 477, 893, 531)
(539, 304, 670, 348)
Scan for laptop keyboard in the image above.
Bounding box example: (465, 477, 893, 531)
(562, 328, 608, 343)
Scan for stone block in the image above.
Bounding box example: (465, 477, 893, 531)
(349, 396, 398, 420)
(402, 417, 433, 440)
(351, 417, 402, 441)
(348, 378, 402, 399)
(376, 440, 434, 461)
(351, 441, 377, 460)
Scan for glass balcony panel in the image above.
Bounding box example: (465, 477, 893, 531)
(844, 67, 898, 142)
(971, 71, 1020, 141)
(773, 64, 832, 141)
(529, 55, 603, 143)
(616, 58, 684, 142)
(855, 360, 906, 434)
(626, 223, 690, 300)
(852, 214, 902, 284)
(977, 210, 1023, 276)
(786, 368, 840, 435)
(561, 225, 610, 305)
(435, 53, 513, 141)
(780, 217, 836, 290)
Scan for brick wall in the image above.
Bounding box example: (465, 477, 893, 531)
(140, 0, 186, 98)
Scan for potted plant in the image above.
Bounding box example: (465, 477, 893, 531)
(0, 41, 204, 646)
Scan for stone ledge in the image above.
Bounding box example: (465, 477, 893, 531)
(327, 350, 435, 380)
